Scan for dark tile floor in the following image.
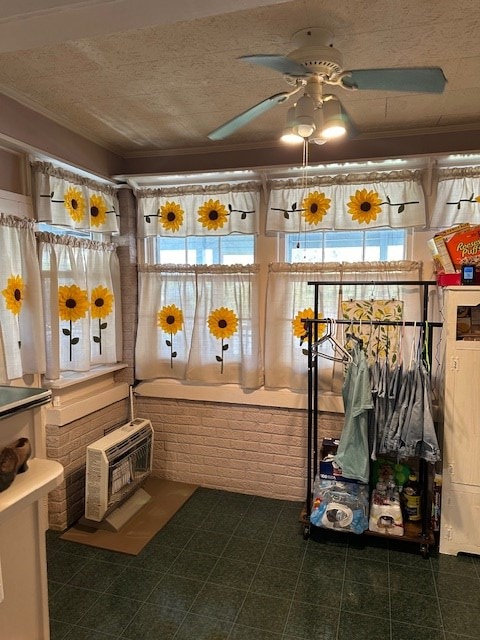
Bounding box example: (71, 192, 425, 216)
(47, 488, 480, 640)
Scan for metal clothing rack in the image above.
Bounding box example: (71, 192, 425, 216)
(303, 280, 442, 557)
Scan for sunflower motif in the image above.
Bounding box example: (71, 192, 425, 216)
(58, 284, 89, 322)
(208, 307, 238, 340)
(208, 307, 238, 373)
(91, 285, 114, 355)
(158, 304, 184, 335)
(58, 284, 89, 361)
(89, 194, 108, 228)
(159, 201, 184, 232)
(64, 186, 86, 223)
(292, 308, 326, 345)
(347, 188, 383, 224)
(302, 191, 331, 225)
(2, 274, 25, 316)
(197, 199, 229, 231)
(90, 286, 113, 319)
(158, 304, 184, 367)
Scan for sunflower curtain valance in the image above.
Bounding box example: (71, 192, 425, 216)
(266, 170, 426, 233)
(37, 233, 122, 379)
(31, 160, 120, 234)
(136, 182, 261, 238)
(0, 215, 46, 381)
(135, 264, 262, 389)
(430, 166, 480, 228)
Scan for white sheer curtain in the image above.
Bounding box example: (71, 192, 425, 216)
(264, 261, 422, 392)
(265, 263, 341, 392)
(135, 264, 263, 390)
(38, 233, 122, 379)
(136, 265, 196, 380)
(430, 166, 480, 228)
(266, 169, 426, 233)
(0, 215, 45, 381)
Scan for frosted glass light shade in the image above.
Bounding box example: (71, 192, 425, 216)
(321, 99, 347, 139)
(292, 95, 316, 138)
(280, 106, 304, 143)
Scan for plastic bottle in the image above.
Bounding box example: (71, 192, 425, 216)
(431, 473, 442, 532)
(403, 473, 421, 521)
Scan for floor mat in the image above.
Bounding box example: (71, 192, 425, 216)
(60, 476, 197, 555)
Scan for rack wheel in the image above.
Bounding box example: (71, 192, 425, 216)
(302, 524, 310, 540)
(420, 543, 430, 559)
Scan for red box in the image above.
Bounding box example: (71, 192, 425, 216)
(436, 273, 461, 286)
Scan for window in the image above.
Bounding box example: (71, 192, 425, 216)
(146, 234, 255, 265)
(37, 222, 104, 242)
(286, 229, 407, 263)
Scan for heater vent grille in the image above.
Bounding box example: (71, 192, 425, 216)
(85, 419, 154, 522)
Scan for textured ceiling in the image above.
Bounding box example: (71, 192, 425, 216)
(0, 0, 479, 159)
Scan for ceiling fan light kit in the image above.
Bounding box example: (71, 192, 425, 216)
(207, 26, 447, 143)
(280, 106, 304, 144)
(292, 94, 316, 138)
(320, 99, 347, 140)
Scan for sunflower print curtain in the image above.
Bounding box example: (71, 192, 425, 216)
(31, 160, 119, 234)
(135, 264, 262, 390)
(38, 233, 122, 379)
(136, 182, 260, 237)
(0, 215, 46, 381)
(430, 166, 480, 228)
(266, 170, 426, 232)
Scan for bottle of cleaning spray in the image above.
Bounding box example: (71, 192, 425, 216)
(403, 473, 421, 521)
(431, 473, 442, 532)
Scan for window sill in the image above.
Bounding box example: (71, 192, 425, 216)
(43, 364, 130, 426)
(43, 363, 128, 389)
(134, 379, 344, 413)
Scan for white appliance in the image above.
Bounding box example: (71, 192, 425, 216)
(85, 418, 154, 523)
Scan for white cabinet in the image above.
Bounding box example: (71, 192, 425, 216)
(440, 286, 480, 556)
(0, 389, 63, 640)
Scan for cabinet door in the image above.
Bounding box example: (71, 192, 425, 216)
(441, 488, 480, 555)
(444, 288, 480, 487)
(444, 349, 480, 485)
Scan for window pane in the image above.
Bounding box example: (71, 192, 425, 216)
(37, 222, 91, 240)
(286, 229, 406, 263)
(156, 235, 254, 265)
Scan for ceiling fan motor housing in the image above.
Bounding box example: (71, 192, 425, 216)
(288, 27, 344, 78)
(288, 44, 344, 78)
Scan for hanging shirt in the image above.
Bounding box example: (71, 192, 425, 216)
(334, 344, 373, 483)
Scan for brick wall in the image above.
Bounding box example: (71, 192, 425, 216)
(46, 400, 129, 530)
(135, 396, 343, 502)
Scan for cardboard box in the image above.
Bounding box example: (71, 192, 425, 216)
(428, 223, 472, 274)
(436, 273, 461, 286)
(318, 438, 362, 483)
(428, 237, 456, 273)
(445, 226, 480, 268)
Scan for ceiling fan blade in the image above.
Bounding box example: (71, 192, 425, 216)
(207, 92, 292, 141)
(342, 67, 446, 93)
(239, 55, 310, 77)
(336, 98, 359, 137)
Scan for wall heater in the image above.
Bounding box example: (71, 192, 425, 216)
(84, 418, 154, 528)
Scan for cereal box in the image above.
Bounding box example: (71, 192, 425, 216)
(445, 225, 480, 268)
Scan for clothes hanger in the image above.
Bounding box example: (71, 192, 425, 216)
(312, 319, 353, 364)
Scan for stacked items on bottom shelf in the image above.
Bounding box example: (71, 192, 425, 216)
(309, 439, 439, 546)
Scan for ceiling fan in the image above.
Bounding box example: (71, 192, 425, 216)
(207, 27, 447, 143)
